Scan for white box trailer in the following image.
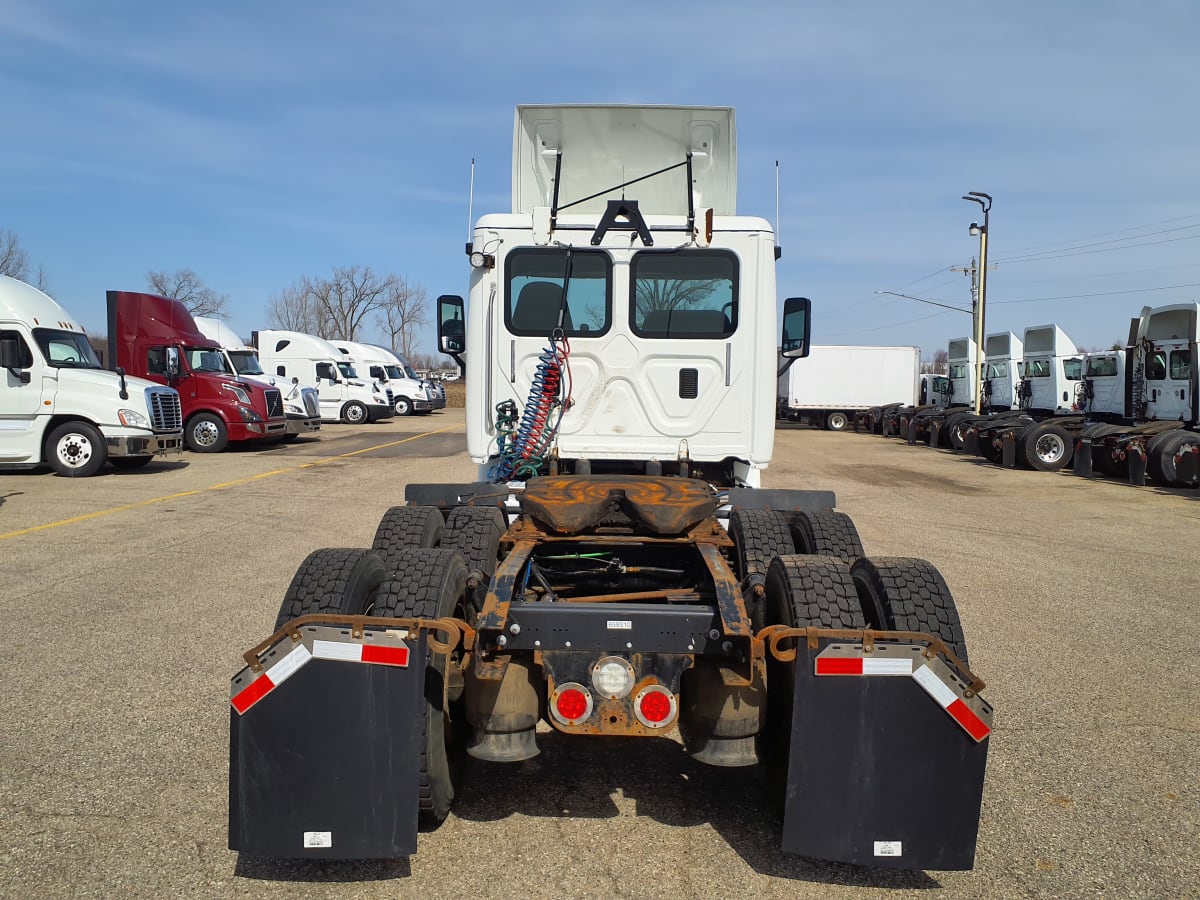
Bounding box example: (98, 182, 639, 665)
(777, 344, 921, 430)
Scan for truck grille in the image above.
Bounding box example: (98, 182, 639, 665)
(264, 389, 283, 418)
(146, 387, 183, 432)
(302, 389, 319, 417)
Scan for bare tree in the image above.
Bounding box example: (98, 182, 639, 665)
(145, 268, 229, 317)
(267, 277, 332, 335)
(930, 349, 949, 374)
(634, 278, 720, 318)
(1, 229, 31, 280)
(377, 277, 429, 359)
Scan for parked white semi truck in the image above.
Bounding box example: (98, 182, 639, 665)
(330, 340, 434, 417)
(776, 344, 920, 431)
(194, 316, 322, 441)
(0, 275, 183, 475)
(253, 330, 395, 424)
(366, 345, 448, 412)
(230, 104, 992, 872)
(895, 336, 976, 446)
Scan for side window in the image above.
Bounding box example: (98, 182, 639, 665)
(316, 362, 336, 380)
(506, 249, 611, 337)
(1145, 351, 1167, 381)
(276, 365, 287, 377)
(631, 250, 737, 338)
(147, 347, 167, 375)
(0, 329, 35, 367)
(1063, 358, 1082, 380)
(1169, 350, 1190, 380)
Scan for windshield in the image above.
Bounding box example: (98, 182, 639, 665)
(33, 329, 103, 369)
(185, 346, 233, 373)
(383, 365, 405, 379)
(227, 350, 265, 376)
(336, 361, 358, 379)
(404, 365, 420, 379)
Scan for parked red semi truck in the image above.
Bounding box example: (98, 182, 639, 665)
(107, 291, 287, 452)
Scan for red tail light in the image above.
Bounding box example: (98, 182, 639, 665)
(634, 685, 676, 728)
(550, 682, 593, 725)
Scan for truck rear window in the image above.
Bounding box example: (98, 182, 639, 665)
(505, 249, 611, 338)
(630, 250, 737, 339)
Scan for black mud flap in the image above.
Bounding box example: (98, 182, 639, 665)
(229, 625, 426, 859)
(782, 642, 991, 870)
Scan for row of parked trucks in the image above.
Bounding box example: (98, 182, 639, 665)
(866, 305, 1200, 488)
(0, 276, 444, 476)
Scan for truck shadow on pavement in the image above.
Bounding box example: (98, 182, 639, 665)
(453, 730, 940, 889)
(234, 855, 411, 882)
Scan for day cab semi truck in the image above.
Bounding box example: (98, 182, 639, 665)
(0, 275, 183, 475)
(329, 339, 434, 417)
(775, 344, 920, 431)
(107, 291, 287, 452)
(229, 105, 993, 872)
(253, 330, 395, 424)
(193, 316, 321, 442)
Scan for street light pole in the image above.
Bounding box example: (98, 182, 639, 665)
(963, 192, 992, 414)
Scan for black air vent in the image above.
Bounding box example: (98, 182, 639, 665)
(679, 368, 699, 399)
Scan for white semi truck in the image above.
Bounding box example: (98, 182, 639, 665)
(776, 344, 920, 431)
(194, 316, 322, 441)
(0, 275, 183, 475)
(365, 345, 448, 412)
(329, 340, 434, 417)
(253, 330, 395, 424)
(230, 104, 992, 872)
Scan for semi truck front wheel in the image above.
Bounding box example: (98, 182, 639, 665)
(46, 421, 107, 477)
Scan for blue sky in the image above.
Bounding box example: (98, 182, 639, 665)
(3, 1, 1197, 360)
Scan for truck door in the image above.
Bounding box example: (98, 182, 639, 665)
(0, 329, 41, 461)
(1148, 344, 1191, 420)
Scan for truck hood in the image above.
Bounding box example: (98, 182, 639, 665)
(59, 367, 164, 396)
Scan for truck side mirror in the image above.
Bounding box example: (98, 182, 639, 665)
(780, 297, 811, 359)
(438, 294, 466, 354)
(1, 336, 31, 383)
(165, 346, 181, 378)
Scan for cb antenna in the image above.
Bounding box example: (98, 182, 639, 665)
(465, 158, 476, 256)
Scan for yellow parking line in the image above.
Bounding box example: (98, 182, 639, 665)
(0, 424, 463, 541)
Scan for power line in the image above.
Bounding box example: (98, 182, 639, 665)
(991, 282, 1200, 305)
(823, 308, 953, 338)
(994, 226, 1200, 264)
(874, 290, 971, 313)
(996, 213, 1200, 258)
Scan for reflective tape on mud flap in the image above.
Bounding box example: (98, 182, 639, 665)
(230, 628, 411, 715)
(815, 643, 992, 742)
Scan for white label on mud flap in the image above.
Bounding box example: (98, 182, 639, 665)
(606, 620, 633, 630)
(304, 832, 332, 849)
(874, 840, 903, 857)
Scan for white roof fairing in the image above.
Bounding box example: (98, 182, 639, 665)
(513, 105, 736, 216)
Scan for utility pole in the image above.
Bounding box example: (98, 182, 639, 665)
(962, 192, 992, 414)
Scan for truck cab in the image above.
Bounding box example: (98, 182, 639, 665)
(919, 373, 952, 407)
(1079, 350, 1126, 419)
(108, 291, 287, 452)
(982, 331, 1023, 412)
(1133, 303, 1197, 423)
(946, 337, 977, 411)
(330, 340, 432, 417)
(1018, 324, 1082, 415)
(193, 316, 321, 441)
(366, 344, 447, 411)
(253, 330, 395, 424)
(1, 275, 183, 475)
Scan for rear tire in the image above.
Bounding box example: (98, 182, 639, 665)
(372, 549, 469, 829)
(1156, 431, 1200, 487)
(729, 508, 795, 627)
(1023, 422, 1073, 472)
(372, 505, 445, 567)
(850, 557, 969, 667)
(761, 555, 863, 812)
(47, 421, 107, 477)
(273, 548, 388, 630)
(439, 506, 506, 584)
(825, 411, 849, 432)
(789, 510, 864, 562)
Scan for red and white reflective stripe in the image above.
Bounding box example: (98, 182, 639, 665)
(815, 650, 990, 742)
(231, 637, 410, 715)
(231, 643, 312, 715)
(815, 657, 913, 676)
(911, 665, 991, 741)
(312, 639, 410, 668)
